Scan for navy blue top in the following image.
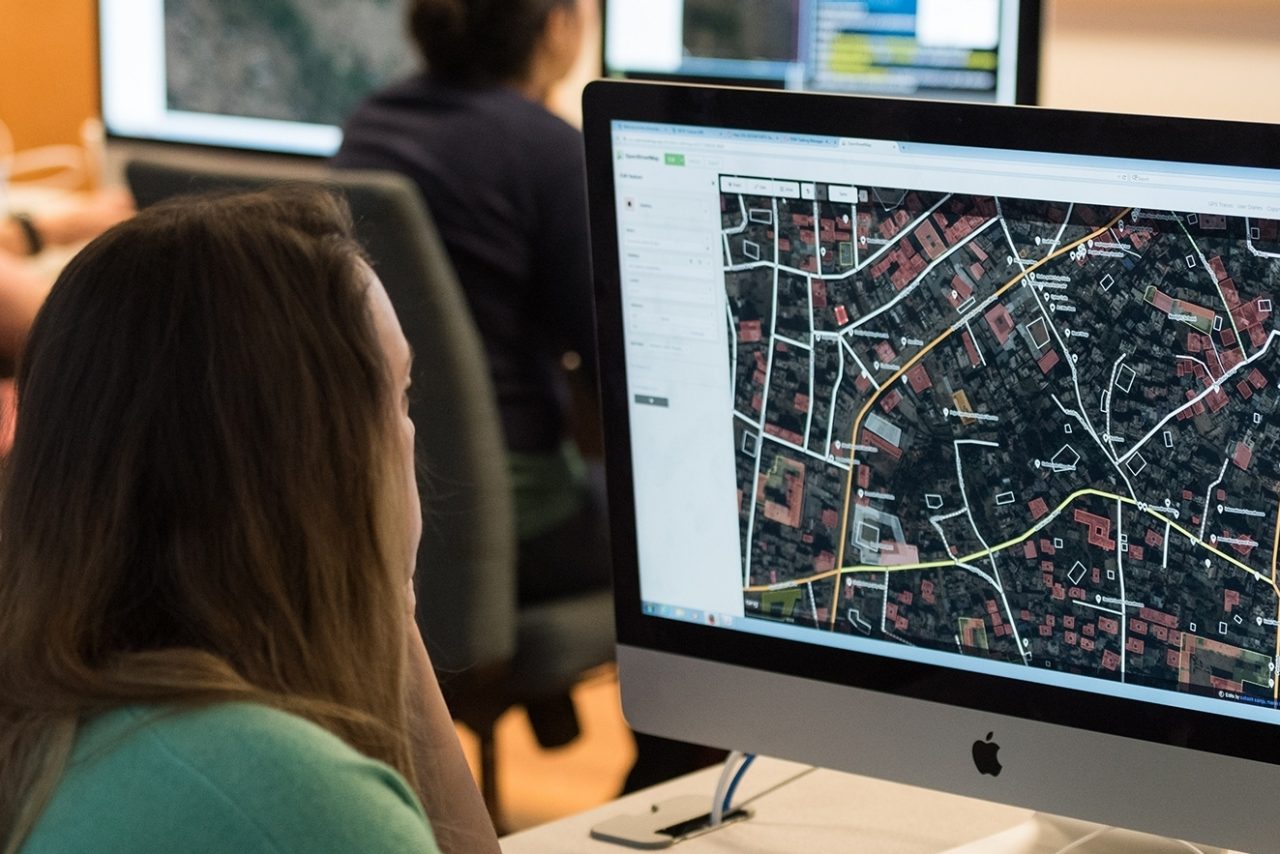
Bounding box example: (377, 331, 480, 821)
(333, 74, 594, 453)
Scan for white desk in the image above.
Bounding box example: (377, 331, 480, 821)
(501, 757, 1035, 853)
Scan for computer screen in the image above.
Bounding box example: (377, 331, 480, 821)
(604, 0, 1041, 104)
(98, 0, 415, 156)
(584, 81, 1280, 852)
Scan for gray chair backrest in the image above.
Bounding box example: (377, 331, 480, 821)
(125, 157, 517, 673)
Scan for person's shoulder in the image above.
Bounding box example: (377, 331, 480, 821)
(26, 703, 439, 854)
(142, 702, 400, 786)
(497, 89, 581, 144)
(144, 704, 439, 850)
(350, 72, 434, 110)
(340, 72, 450, 142)
(423, 83, 577, 147)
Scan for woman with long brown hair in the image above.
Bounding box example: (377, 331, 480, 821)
(0, 188, 498, 853)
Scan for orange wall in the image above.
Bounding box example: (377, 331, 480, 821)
(0, 0, 98, 151)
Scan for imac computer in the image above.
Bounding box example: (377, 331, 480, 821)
(603, 0, 1042, 105)
(583, 79, 1280, 852)
(97, 0, 415, 156)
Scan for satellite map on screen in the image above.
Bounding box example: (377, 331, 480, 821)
(164, 0, 415, 127)
(682, 0, 798, 63)
(724, 175, 1280, 706)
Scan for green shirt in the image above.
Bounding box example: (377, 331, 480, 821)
(22, 702, 440, 854)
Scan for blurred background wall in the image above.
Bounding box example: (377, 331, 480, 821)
(2, 0, 1278, 153)
(0, 0, 97, 151)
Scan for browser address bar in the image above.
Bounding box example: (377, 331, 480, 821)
(618, 132, 1280, 196)
(837, 149, 1278, 194)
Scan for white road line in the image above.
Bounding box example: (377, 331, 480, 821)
(741, 198, 782, 586)
(1162, 521, 1171, 569)
(1116, 498, 1128, 681)
(931, 519, 954, 563)
(1028, 258, 1138, 502)
(813, 197, 824, 278)
(854, 194, 952, 275)
(842, 216, 998, 335)
(931, 508, 969, 523)
(805, 260, 817, 447)
(761, 430, 851, 470)
(954, 439, 1030, 663)
(1050, 203, 1077, 260)
(956, 562, 1000, 590)
(775, 334, 811, 350)
(1071, 599, 1125, 617)
(1105, 352, 1128, 452)
(964, 320, 987, 366)
(1200, 457, 1229, 541)
(1120, 330, 1277, 465)
(804, 341, 816, 448)
(1245, 217, 1280, 259)
(1176, 354, 1211, 376)
(840, 336, 881, 391)
(743, 438, 764, 587)
(1179, 218, 1245, 357)
(727, 301, 738, 395)
(722, 194, 749, 235)
(996, 200, 1032, 271)
(851, 200, 861, 269)
(824, 340, 845, 459)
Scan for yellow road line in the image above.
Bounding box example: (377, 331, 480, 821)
(1272, 502, 1280, 703)
(828, 210, 1132, 629)
(752, 487, 1280, 603)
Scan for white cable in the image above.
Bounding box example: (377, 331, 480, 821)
(708, 750, 745, 827)
(1050, 827, 1113, 854)
(735, 765, 817, 809)
(1049, 826, 1205, 854)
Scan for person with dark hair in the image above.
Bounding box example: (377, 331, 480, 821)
(334, 0, 721, 792)
(332, 0, 606, 608)
(0, 188, 500, 854)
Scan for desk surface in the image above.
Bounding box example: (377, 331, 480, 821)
(500, 757, 1034, 853)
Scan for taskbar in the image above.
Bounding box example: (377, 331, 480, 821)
(641, 600, 743, 630)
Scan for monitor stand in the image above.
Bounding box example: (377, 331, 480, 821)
(589, 795, 752, 848)
(941, 813, 1234, 854)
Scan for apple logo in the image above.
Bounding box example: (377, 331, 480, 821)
(972, 732, 1003, 776)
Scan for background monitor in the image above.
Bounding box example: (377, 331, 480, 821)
(98, 0, 415, 157)
(603, 0, 1042, 105)
(583, 79, 1280, 852)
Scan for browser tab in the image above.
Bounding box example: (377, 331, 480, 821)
(838, 138, 900, 154)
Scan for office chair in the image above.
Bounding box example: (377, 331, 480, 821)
(126, 156, 616, 823)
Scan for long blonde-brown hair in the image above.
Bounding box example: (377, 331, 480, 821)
(0, 188, 418, 849)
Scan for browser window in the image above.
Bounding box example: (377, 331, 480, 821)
(612, 117, 1280, 725)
